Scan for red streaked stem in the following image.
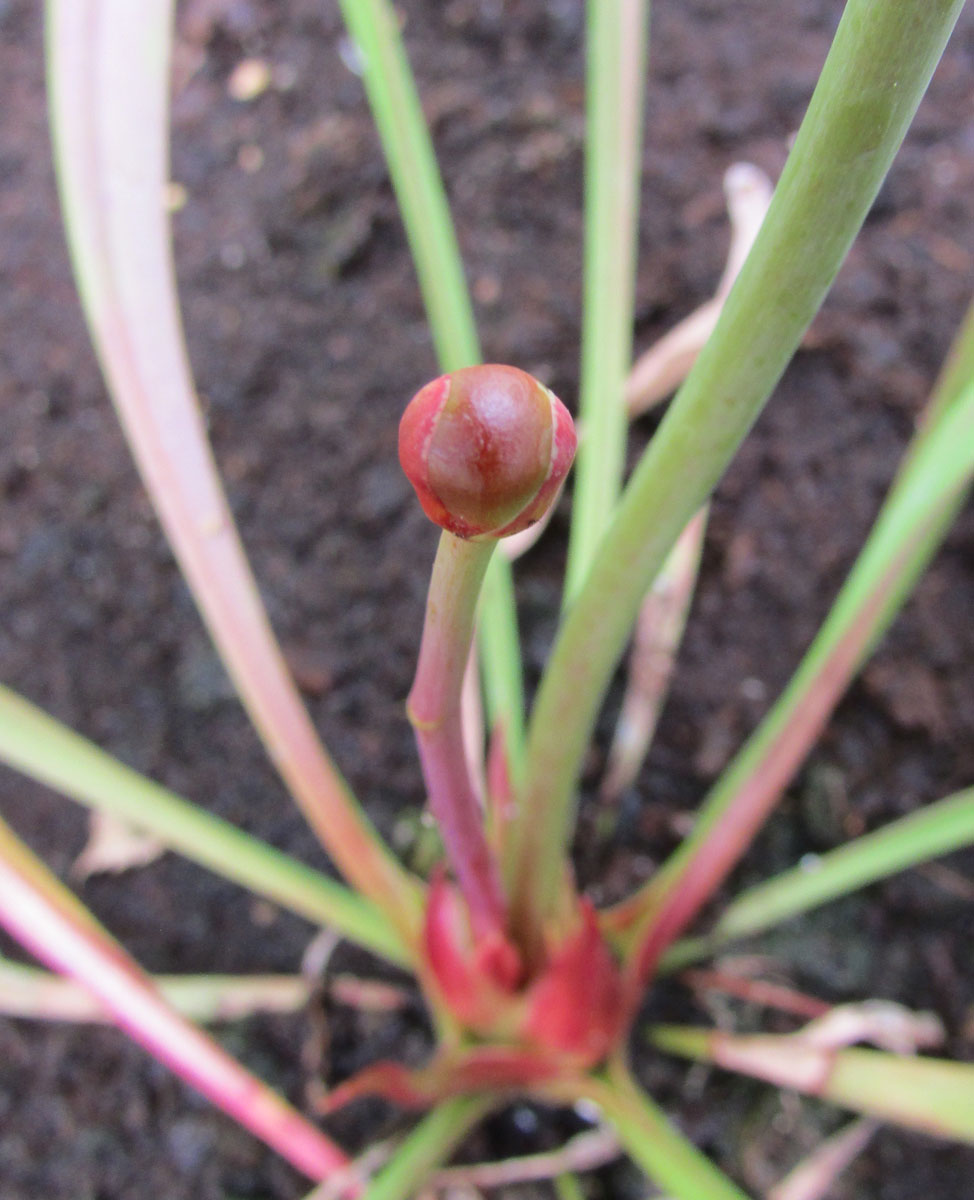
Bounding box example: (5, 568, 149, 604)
(399, 366, 574, 944)
(614, 368, 974, 992)
(623, 568, 898, 997)
(0, 815, 352, 1187)
(680, 968, 831, 1021)
(408, 532, 508, 938)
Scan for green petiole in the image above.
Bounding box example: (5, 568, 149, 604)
(336, 0, 526, 757)
(508, 0, 967, 939)
(0, 686, 408, 965)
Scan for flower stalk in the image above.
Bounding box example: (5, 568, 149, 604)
(407, 531, 507, 936)
(400, 365, 576, 942)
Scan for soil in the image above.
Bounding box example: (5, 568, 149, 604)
(1, 1, 973, 1197)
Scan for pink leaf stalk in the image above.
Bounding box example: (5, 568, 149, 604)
(651, 1024, 974, 1144)
(623, 555, 909, 998)
(429, 1126, 621, 1192)
(768, 1118, 879, 1200)
(400, 366, 576, 941)
(0, 815, 352, 1187)
(320, 1045, 569, 1113)
(47, 0, 418, 938)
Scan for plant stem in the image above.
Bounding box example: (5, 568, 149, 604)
(612, 363, 974, 980)
(545, 1065, 751, 1200)
(767, 1118, 878, 1200)
(651, 1026, 974, 1145)
(0, 685, 407, 965)
(0, 957, 310, 1023)
(909, 300, 974, 459)
(507, 0, 966, 939)
(303, 1097, 492, 1200)
(336, 0, 478, 373)
(553, 1173, 587, 1200)
(601, 505, 707, 803)
(47, 0, 420, 941)
(478, 557, 526, 770)
(408, 533, 507, 936)
(429, 1126, 620, 1191)
(366, 1097, 493, 1200)
(337, 0, 525, 755)
(0, 814, 352, 1184)
(659, 787, 974, 972)
(564, 0, 650, 601)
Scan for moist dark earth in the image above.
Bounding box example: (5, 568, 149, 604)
(2, 1, 974, 1197)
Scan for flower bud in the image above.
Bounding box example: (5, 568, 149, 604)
(399, 365, 576, 539)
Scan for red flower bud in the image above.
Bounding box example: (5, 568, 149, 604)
(399, 365, 576, 539)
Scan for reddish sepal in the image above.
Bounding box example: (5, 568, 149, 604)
(521, 900, 623, 1064)
(422, 873, 520, 1031)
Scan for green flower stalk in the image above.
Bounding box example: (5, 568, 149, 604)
(400, 366, 575, 940)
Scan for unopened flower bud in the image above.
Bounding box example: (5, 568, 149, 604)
(399, 365, 576, 539)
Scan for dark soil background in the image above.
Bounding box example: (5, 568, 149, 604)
(2, 1, 973, 1197)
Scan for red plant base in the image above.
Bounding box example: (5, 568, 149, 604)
(425, 876, 623, 1061)
(323, 878, 625, 1113)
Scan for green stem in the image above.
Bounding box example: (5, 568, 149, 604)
(660, 786, 974, 972)
(305, 1097, 491, 1200)
(336, 0, 477, 373)
(478, 556, 526, 770)
(605, 307, 974, 961)
(0, 956, 310, 1023)
(0, 685, 408, 965)
(508, 0, 966, 937)
(546, 1066, 751, 1200)
(337, 0, 525, 750)
(651, 1026, 974, 1145)
(908, 299, 974, 458)
(564, 0, 650, 601)
(554, 1173, 587, 1200)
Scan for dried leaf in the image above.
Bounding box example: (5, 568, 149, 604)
(627, 163, 774, 416)
(799, 1000, 944, 1055)
(72, 811, 165, 881)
